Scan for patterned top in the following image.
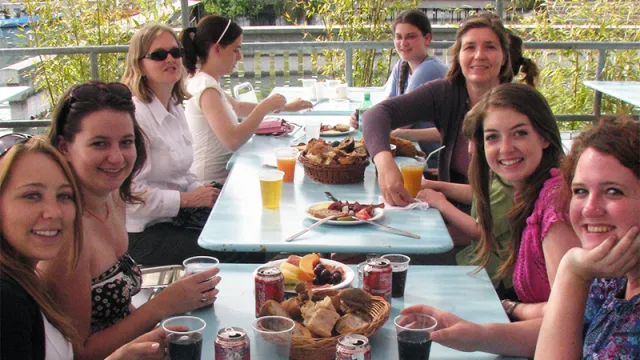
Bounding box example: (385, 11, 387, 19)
(90, 252, 142, 333)
(583, 277, 640, 359)
(512, 169, 567, 303)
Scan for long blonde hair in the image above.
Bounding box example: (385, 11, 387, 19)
(121, 23, 190, 104)
(0, 138, 82, 343)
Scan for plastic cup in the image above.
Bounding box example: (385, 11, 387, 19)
(259, 170, 284, 209)
(301, 79, 317, 100)
(274, 147, 298, 183)
(382, 254, 410, 298)
(314, 82, 327, 101)
(400, 160, 426, 198)
(251, 316, 295, 359)
(305, 118, 321, 140)
(394, 314, 437, 360)
(163, 316, 206, 360)
(357, 261, 367, 288)
(326, 79, 341, 100)
(183, 256, 219, 275)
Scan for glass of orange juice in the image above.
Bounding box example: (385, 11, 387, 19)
(400, 160, 426, 198)
(274, 147, 298, 183)
(259, 170, 285, 209)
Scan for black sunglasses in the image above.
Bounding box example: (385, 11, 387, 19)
(70, 82, 132, 103)
(140, 47, 185, 61)
(0, 133, 32, 158)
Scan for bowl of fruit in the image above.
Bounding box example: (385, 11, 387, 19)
(254, 253, 355, 292)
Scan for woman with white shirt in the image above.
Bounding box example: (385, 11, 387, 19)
(121, 24, 252, 266)
(180, 15, 312, 184)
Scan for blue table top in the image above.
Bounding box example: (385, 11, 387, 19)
(176, 264, 522, 360)
(272, 86, 386, 116)
(583, 81, 640, 107)
(198, 118, 453, 254)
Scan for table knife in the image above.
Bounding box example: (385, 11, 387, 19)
(354, 217, 421, 239)
(284, 215, 339, 242)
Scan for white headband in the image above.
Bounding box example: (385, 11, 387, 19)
(216, 19, 232, 44)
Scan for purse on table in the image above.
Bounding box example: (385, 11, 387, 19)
(255, 117, 298, 137)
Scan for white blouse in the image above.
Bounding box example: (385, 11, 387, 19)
(126, 95, 201, 232)
(42, 312, 73, 360)
(185, 72, 237, 184)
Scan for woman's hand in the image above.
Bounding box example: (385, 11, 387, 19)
(401, 305, 482, 352)
(261, 93, 287, 113)
(283, 98, 313, 112)
(416, 189, 446, 209)
(181, 184, 220, 208)
(564, 226, 640, 282)
(374, 152, 413, 206)
(154, 267, 221, 316)
(105, 327, 165, 360)
(349, 110, 358, 129)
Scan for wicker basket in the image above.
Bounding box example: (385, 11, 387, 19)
(289, 292, 391, 360)
(298, 152, 370, 184)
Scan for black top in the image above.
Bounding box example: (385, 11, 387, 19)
(0, 272, 45, 360)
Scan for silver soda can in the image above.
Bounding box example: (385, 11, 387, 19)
(215, 327, 250, 360)
(362, 257, 392, 302)
(336, 334, 372, 360)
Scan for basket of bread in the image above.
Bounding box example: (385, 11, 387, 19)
(296, 137, 369, 184)
(257, 283, 390, 360)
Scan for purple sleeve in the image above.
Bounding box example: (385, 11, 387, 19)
(362, 80, 444, 160)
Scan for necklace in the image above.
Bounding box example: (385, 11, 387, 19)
(84, 203, 110, 223)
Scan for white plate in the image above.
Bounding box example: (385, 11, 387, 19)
(320, 127, 356, 137)
(253, 258, 355, 292)
(305, 201, 384, 225)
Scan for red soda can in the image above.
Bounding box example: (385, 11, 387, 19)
(214, 327, 250, 360)
(362, 258, 392, 302)
(254, 266, 284, 317)
(336, 334, 372, 360)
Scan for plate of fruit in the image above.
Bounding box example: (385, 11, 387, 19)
(254, 253, 355, 292)
(306, 201, 384, 225)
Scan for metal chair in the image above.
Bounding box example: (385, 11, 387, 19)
(233, 82, 258, 103)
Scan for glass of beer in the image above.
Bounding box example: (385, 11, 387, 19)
(259, 170, 285, 209)
(274, 147, 298, 183)
(400, 159, 426, 198)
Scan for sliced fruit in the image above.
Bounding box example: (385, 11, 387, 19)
(286, 255, 301, 267)
(280, 261, 301, 276)
(300, 253, 321, 277)
(298, 271, 314, 282)
(281, 268, 299, 285)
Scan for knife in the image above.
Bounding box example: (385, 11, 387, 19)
(324, 191, 339, 202)
(284, 215, 339, 242)
(353, 217, 421, 239)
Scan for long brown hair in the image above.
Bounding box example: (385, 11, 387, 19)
(47, 81, 147, 204)
(393, 9, 432, 95)
(121, 23, 190, 104)
(562, 116, 640, 186)
(0, 138, 82, 344)
(462, 83, 564, 278)
(446, 13, 513, 85)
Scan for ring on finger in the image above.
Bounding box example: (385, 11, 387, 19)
(200, 293, 207, 303)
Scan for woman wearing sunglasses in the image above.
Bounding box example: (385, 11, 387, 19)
(38, 82, 220, 359)
(180, 15, 312, 184)
(121, 24, 244, 266)
(0, 136, 171, 360)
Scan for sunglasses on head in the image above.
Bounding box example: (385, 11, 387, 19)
(69, 82, 132, 103)
(0, 133, 32, 158)
(140, 47, 185, 61)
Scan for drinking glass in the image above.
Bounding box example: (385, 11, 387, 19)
(305, 118, 321, 140)
(381, 254, 410, 298)
(399, 159, 426, 198)
(301, 79, 317, 101)
(259, 170, 285, 209)
(183, 256, 219, 275)
(274, 147, 298, 183)
(394, 314, 437, 360)
(251, 316, 295, 359)
(163, 316, 206, 360)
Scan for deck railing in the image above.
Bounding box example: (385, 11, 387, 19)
(1, 40, 640, 130)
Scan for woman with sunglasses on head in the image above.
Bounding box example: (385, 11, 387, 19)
(536, 117, 640, 359)
(397, 83, 581, 358)
(363, 14, 538, 207)
(0, 136, 170, 360)
(121, 23, 244, 266)
(39, 81, 220, 360)
(180, 15, 311, 184)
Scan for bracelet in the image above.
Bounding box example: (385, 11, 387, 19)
(501, 299, 520, 317)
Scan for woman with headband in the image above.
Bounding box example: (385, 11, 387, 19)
(180, 15, 311, 184)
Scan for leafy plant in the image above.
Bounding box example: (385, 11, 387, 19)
(289, 0, 418, 86)
(516, 0, 640, 121)
(19, 0, 175, 110)
(202, 0, 265, 20)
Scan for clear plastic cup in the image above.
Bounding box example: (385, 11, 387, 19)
(163, 316, 206, 360)
(305, 118, 321, 140)
(183, 256, 219, 275)
(251, 316, 295, 359)
(381, 254, 410, 298)
(274, 147, 298, 183)
(394, 314, 437, 360)
(399, 159, 426, 198)
(301, 79, 317, 101)
(259, 170, 285, 209)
